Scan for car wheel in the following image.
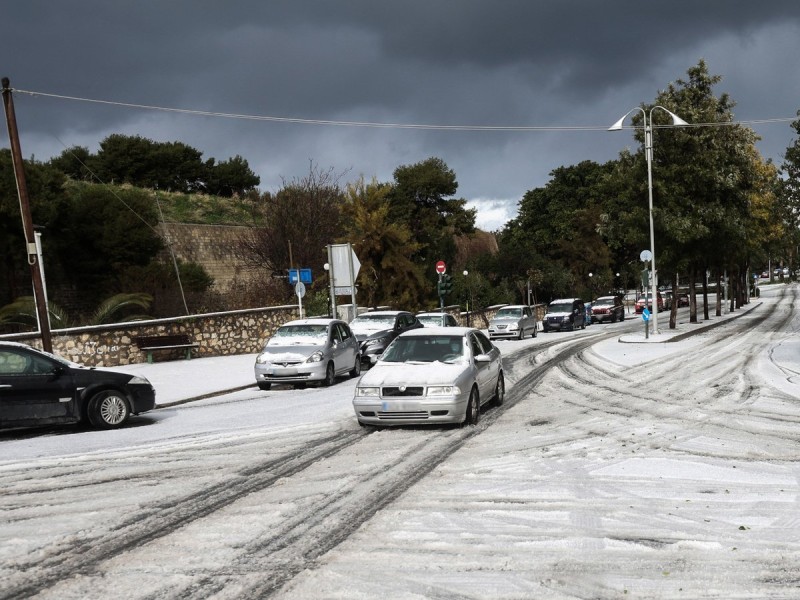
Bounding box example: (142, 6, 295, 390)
(323, 362, 336, 387)
(518, 329, 524, 340)
(461, 387, 480, 427)
(87, 390, 130, 428)
(493, 372, 505, 407)
(349, 355, 362, 378)
(294, 382, 307, 389)
(257, 382, 272, 391)
(532, 325, 538, 338)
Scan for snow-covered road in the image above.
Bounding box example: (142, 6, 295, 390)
(2, 285, 799, 599)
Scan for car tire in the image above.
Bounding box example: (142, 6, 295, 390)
(461, 387, 480, 427)
(518, 329, 524, 340)
(257, 382, 272, 391)
(532, 325, 538, 338)
(349, 355, 361, 378)
(323, 362, 336, 387)
(87, 390, 130, 429)
(493, 372, 505, 407)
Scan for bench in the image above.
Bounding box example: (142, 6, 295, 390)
(135, 334, 199, 363)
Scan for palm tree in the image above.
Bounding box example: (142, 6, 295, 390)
(0, 293, 153, 331)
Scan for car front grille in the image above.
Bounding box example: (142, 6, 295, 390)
(382, 386, 424, 397)
(377, 411, 429, 420)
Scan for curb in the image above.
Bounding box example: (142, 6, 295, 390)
(156, 383, 256, 409)
(618, 301, 761, 344)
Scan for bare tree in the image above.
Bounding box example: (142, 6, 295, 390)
(238, 162, 348, 283)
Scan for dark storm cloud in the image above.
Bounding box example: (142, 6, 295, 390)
(4, 1, 800, 229)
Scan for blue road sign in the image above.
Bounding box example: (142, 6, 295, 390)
(642, 307, 651, 322)
(288, 268, 313, 284)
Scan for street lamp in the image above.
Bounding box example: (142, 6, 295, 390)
(463, 270, 470, 327)
(609, 105, 688, 334)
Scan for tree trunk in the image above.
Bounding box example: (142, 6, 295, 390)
(669, 274, 678, 329)
(702, 267, 709, 321)
(715, 271, 722, 317)
(689, 268, 698, 323)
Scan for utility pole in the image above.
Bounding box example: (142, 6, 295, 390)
(2, 77, 52, 352)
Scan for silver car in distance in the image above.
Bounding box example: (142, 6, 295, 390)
(353, 327, 504, 427)
(254, 318, 361, 391)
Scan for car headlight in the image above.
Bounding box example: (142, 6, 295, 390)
(365, 336, 389, 347)
(128, 375, 151, 385)
(255, 354, 271, 365)
(427, 385, 460, 396)
(356, 387, 380, 397)
(508, 323, 519, 330)
(305, 351, 324, 363)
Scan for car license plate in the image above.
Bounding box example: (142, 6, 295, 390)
(269, 367, 297, 376)
(382, 401, 414, 412)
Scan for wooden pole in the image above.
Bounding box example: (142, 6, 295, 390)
(2, 77, 52, 352)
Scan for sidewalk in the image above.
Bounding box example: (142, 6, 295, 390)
(107, 352, 259, 407)
(596, 299, 761, 367)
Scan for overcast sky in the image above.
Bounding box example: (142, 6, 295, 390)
(4, 1, 800, 230)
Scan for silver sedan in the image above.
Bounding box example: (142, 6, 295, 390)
(254, 318, 361, 390)
(353, 327, 504, 427)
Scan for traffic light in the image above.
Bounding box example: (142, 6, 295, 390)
(438, 274, 453, 296)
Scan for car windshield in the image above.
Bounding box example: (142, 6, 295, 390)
(594, 299, 614, 306)
(381, 335, 465, 364)
(417, 315, 444, 325)
(495, 307, 522, 318)
(548, 302, 573, 313)
(267, 324, 327, 346)
(351, 315, 396, 328)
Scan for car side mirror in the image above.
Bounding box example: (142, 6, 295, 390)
(474, 354, 491, 363)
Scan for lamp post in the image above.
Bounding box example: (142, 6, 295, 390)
(609, 105, 688, 335)
(463, 269, 470, 327)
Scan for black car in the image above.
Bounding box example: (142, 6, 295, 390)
(0, 341, 156, 430)
(542, 298, 586, 332)
(348, 310, 423, 365)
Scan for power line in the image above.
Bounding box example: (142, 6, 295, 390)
(13, 87, 797, 132)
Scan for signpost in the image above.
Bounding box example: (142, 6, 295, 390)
(642, 307, 650, 339)
(327, 243, 362, 319)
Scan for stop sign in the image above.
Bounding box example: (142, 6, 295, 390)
(435, 260, 446, 274)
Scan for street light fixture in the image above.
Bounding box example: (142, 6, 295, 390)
(609, 105, 688, 335)
(463, 270, 470, 327)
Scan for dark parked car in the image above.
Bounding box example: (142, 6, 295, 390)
(0, 341, 156, 430)
(590, 295, 625, 323)
(542, 298, 586, 332)
(348, 310, 423, 365)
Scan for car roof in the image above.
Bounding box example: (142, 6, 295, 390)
(354, 310, 408, 317)
(497, 304, 528, 309)
(0, 341, 36, 350)
(417, 312, 451, 317)
(281, 318, 342, 327)
(595, 295, 618, 300)
(398, 326, 478, 337)
(550, 298, 581, 303)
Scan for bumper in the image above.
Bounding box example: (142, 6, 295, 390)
(129, 385, 156, 414)
(488, 329, 520, 340)
(543, 320, 573, 331)
(353, 395, 468, 426)
(254, 361, 327, 384)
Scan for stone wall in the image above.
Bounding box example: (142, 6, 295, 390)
(3, 305, 297, 368)
(2, 303, 546, 368)
(159, 223, 252, 292)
